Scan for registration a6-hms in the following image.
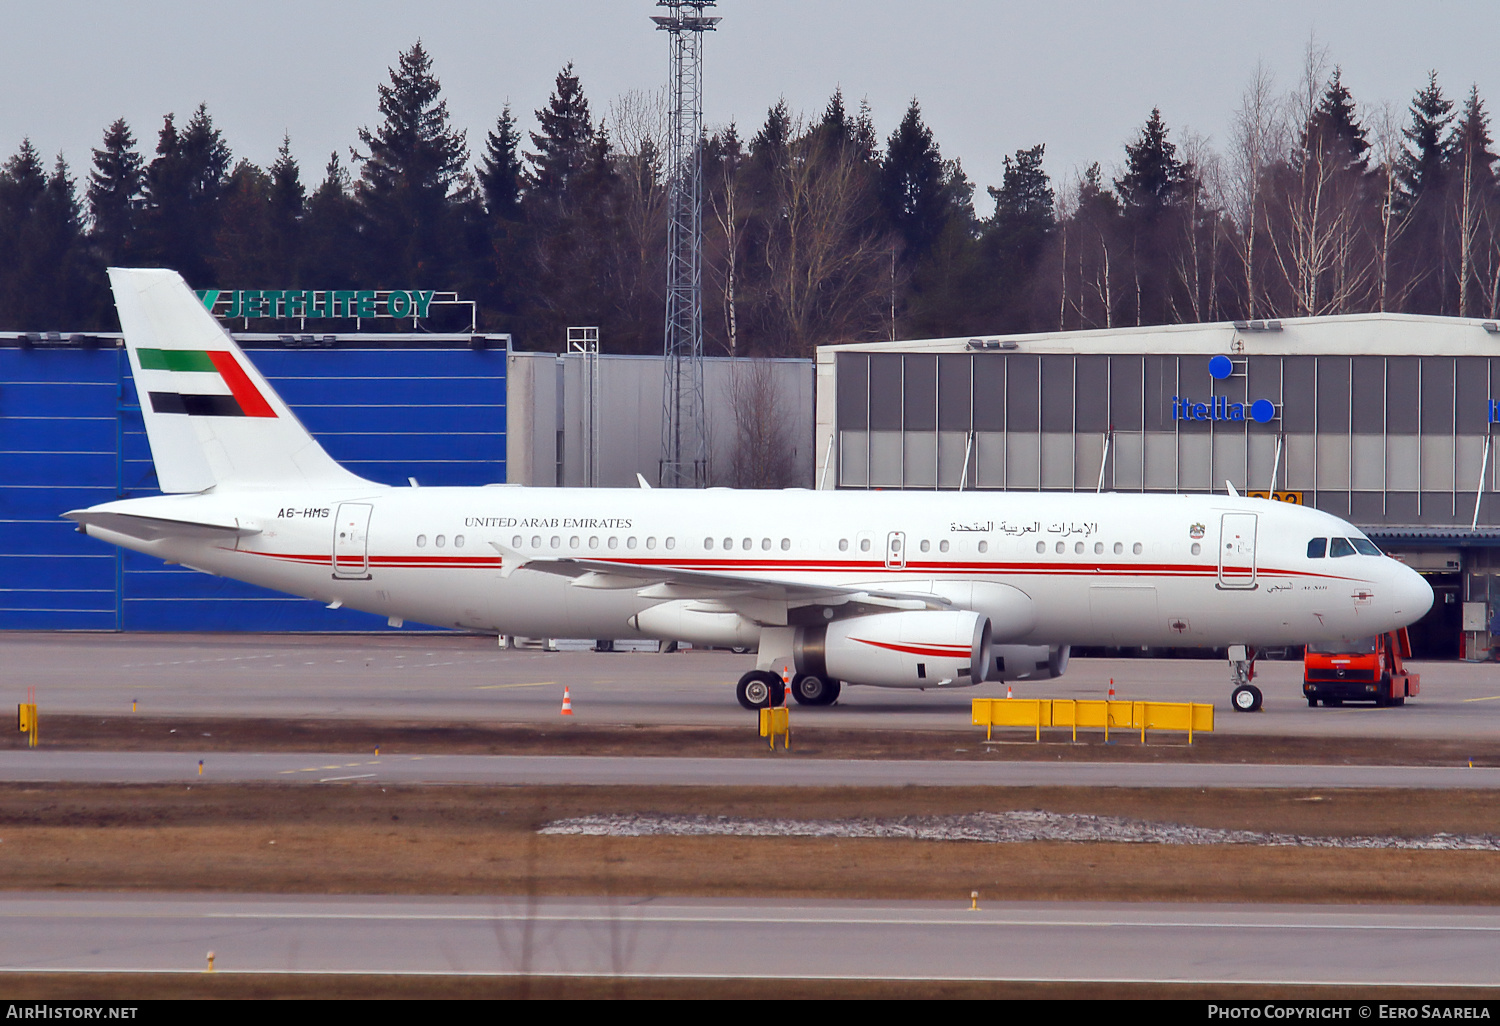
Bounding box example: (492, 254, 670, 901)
(69, 269, 1432, 711)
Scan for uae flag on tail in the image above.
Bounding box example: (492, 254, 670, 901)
(137, 348, 276, 418)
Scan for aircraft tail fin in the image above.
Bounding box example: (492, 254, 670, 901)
(109, 268, 367, 492)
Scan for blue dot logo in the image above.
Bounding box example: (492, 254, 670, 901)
(1250, 399, 1276, 423)
(1209, 354, 1233, 380)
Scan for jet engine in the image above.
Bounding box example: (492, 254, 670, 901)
(629, 601, 760, 650)
(794, 609, 992, 688)
(989, 644, 1070, 682)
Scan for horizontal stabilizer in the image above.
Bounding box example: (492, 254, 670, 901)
(64, 509, 260, 542)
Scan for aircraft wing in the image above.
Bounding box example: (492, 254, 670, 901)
(489, 542, 951, 616)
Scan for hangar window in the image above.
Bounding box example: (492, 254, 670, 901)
(781, 538, 791, 550)
(455, 535, 465, 548)
(1132, 542, 1143, 555)
(839, 539, 849, 551)
(939, 540, 949, 553)
(1307, 538, 1327, 558)
(1113, 542, 1124, 555)
(417, 535, 427, 548)
(1191, 543, 1202, 556)
(1329, 537, 1356, 558)
(1036, 541, 1046, 554)
(920, 540, 930, 553)
(1074, 542, 1084, 554)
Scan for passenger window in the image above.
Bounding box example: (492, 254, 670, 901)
(417, 535, 427, 548)
(1329, 537, 1356, 558)
(608, 537, 618, 550)
(705, 537, 714, 549)
(723, 537, 733, 550)
(920, 540, 930, 553)
(512, 535, 522, 548)
(626, 537, 637, 549)
(436, 535, 446, 548)
(978, 541, 988, 553)
(569, 536, 580, 549)
(666, 537, 676, 550)
(761, 538, 771, 550)
(839, 539, 849, 551)
(939, 540, 950, 553)
(860, 539, 871, 552)
(646, 537, 656, 549)
(1036, 541, 1046, 554)
(550, 536, 560, 548)
(1113, 542, 1123, 555)
(781, 538, 790, 550)
(1191, 543, 1201, 556)
(1074, 542, 1084, 554)
(1307, 538, 1327, 559)
(455, 535, 465, 548)
(531, 535, 541, 548)
(1054, 541, 1065, 554)
(1132, 542, 1143, 555)
(742, 538, 752, 550)
(1094, 542, 1104, 555)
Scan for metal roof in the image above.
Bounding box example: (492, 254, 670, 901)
(819, 312, 1500, 359)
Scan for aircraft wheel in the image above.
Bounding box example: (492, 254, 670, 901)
(792, 674, 840, 706)
(736, 670, 782, 710)
(1231, 684, 1263, 713)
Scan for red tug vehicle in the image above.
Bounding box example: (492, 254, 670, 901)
(1302, 628, 1420, 707)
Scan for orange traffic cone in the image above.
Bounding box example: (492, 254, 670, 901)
(781, 665, 791, 706)
(560, 687, 574, 716)
(1006, 685, 1013, 699)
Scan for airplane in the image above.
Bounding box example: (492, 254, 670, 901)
(66, 268, 1434, 714)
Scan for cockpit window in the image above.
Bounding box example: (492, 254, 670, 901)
(1307, 538, 1327, 559)
(1351, 537, 1382, 556)
(1329, 537, 1356, 558)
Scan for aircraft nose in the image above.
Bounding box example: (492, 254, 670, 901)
(1390, 562, 1433, 623)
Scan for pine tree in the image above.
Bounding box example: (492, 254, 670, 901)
(1400, 71, 1455, 203)
(357, 40, 469, 283)
(989, 144, 1054, 231)
(302, 152, 360, 288)
(267, 136, 304, 284)
(0, 144, 89, 327)
(525, 63, 596, 210)
(880, 99, 947, 262)
(1305, 68, 1370, 170)
(479, 104, 524, 220)
(1115, 108, 1187, 214)
(142, 104, 231, 283)
(87, 118, 143, 266)
(1448, 85, 1499, 315)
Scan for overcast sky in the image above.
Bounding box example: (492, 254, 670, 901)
(5, 1, 1499, 211)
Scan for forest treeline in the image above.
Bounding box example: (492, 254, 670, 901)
(3, 41, 1500, 353)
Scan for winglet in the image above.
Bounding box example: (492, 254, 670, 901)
(636, 473, 652, 490)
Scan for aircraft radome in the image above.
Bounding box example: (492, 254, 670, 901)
(68, 269, 1434, 712)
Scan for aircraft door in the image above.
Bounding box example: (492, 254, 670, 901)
(885, 531, 906, 570)
(1217, 512, 1258, 589)
(333, 502, 373, 579)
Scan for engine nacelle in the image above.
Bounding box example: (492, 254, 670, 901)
(989, 644, 1071, 682)
(796, 610, 992, 688)
(629, 601, 760, 650)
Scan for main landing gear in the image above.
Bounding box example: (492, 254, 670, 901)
(736, 670, 842, 709)
(1228, 644, 1262, 712)
(736, 670, 784, 710)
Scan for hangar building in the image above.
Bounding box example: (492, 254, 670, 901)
(813, 313, 1500, 660)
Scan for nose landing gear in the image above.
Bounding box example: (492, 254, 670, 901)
(1228, 644, 1262, 712)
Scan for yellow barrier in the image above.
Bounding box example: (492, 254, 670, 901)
(17, 703, 37, 747)
(759, 706, 790, 750)
(972, 697, 1213, 743)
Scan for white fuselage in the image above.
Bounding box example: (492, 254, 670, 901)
(79, 485, 1433, 651)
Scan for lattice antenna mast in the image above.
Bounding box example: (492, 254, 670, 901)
(654, 1, 718, 488)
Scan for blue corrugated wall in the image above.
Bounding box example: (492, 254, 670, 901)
(0, 341, 505, 631)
